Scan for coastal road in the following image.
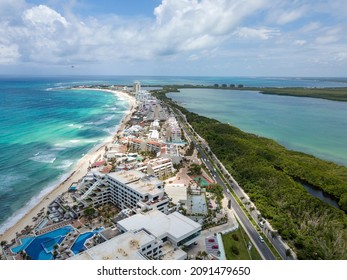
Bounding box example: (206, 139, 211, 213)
(175, 110, 277, 260)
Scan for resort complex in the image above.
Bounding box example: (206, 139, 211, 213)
(0, 83, 242, 260)
(1, 80, 344, 261)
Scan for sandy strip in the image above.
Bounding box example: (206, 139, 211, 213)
(0, 89, 136, 243)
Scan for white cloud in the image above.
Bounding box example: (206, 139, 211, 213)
(0, 44, 20, 64)
(23, 5, 68, 29)
(300, 22, 321, 33)
(0, 0, 347, 76)
(335, 52, 347, 61)
(294, 40, 307, 46)
(152, 0, 270, 53)
(315, 27, 342, 45)
(0, 0, 274, 66)
(0, 0, 27, 22)
(233, 27, 280, 40)
(276, 8, 307, 25)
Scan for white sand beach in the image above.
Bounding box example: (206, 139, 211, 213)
(0, 89, 136, 242)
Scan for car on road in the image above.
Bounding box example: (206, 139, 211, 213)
(258, 235, 265, 243)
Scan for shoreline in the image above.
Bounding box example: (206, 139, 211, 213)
(0, 88, 136, 242)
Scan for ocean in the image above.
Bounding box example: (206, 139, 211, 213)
(0, 75, 346, 233)
(0, 76, 132, 233)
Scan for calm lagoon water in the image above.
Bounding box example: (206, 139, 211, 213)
(168, 88, 347, 167)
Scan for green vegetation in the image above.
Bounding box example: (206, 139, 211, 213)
(152, 89, 347, 260)
(222, 228, 262, 260)
(185, 142, 195, 156)
(188, 163, 202, 175)
(207, 183, 224, 205)
(259, 87, 347, 102)
(84, 207, 96, 217)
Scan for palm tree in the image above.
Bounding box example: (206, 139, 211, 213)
(201, 251, 208, 260)
(0, 240, 7, 248)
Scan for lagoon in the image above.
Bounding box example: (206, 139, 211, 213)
(168, 88, 347, 167)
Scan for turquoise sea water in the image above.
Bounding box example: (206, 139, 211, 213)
(0, 75, 347, 234)
(168, 88, 347, 167)
(0, 77, 131, 233)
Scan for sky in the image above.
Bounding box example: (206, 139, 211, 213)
(0, 0, 347, 77)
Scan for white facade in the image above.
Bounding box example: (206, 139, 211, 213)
(137, 157, 174, 179)
(75, 170, 169, 214)
(149, 130, 159, 140)
(151, 119, 160, 129)
(136, 90, 151, 102)
(118, 210, 201, 247)
(166, 117, 182, 142)
(134, 81, 141, 93)
(106, 170, 169, 213)
(69, 229, 162, 260)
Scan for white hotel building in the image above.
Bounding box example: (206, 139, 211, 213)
(107, 170, 169, 213)
(70, 209, 201, 260)
(78, 170, 169, 214)
(136, 157, 174, 179)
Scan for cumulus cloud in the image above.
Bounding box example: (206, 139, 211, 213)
(151, 0, 270, 55)
(0, 0, 275, 66)
(23, 5, 68, 28)
(0, 0, 346, 76)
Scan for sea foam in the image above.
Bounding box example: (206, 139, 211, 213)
(29, 153, 57, 164)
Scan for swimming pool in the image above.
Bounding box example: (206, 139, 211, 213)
(11, 236, 34, 254)
(71, 228, 104, 254)
(12, 226, 74, 260)
(71, 232, 94, 254)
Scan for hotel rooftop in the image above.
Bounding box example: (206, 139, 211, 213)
(127, 176, 163, 197)
(118, 210, 201, 241)
(107, 170, 146, 185)
(69, 230, 153, 260)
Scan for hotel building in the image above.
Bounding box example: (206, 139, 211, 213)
(136, 157, 174, 179)
(75, 170, 169, 214)
(69, 209, 201, 260)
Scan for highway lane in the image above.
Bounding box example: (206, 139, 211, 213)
(176, 111, 277, 260)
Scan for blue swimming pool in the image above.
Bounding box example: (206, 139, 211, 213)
(11, 236, 34, 254)
(71, 228, 104, 254)
(13, 226, 74, 260)
(71, 232, 94, 254)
